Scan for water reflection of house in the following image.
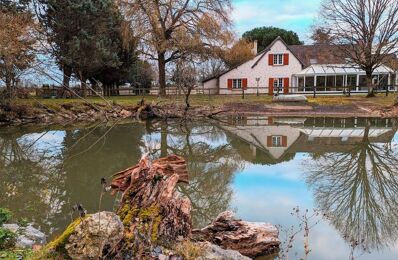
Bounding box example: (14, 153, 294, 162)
(218, 116, 396, 165)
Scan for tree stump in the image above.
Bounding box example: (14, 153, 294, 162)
(192, 211, 280, 258)
(111, 155, 191, 256)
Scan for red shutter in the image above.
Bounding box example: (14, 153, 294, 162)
(268, 54, 273, 66)
(268, 78, 274, 96)
(242, 78, 248, 90)
(283, 54, 289, 65)
(228, 79, 233, 90)
(283, 78, 289, 94)
(282, 136, 287, 147)
(267, 136, 272, 147)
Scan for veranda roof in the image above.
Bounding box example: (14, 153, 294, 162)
(293, 64, 394, 76)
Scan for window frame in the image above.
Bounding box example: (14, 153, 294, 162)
(272, 136, 282, 147)
(232, 79, 242, 89)
(273, 78, 283, 90)
(273, 54, 284, 65)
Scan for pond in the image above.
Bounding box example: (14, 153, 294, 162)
(0, 116, 398, 259)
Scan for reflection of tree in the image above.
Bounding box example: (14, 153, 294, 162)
(146, 120, 243, 228)
(0, 130, 67, 233)
(306, 125, 398, 251)
(59, 123, 145, 229)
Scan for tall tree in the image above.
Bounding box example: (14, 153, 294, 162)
(119, 0, 233, 96)
(306, 122, 398, 253)
(310, 26, 336, 45)
(38, 0, 124, 96)
(221, 38, 255, 68)
(242, 26, 303, 52)
(0, 3, 37, 98)
(320, 0, 398, 97)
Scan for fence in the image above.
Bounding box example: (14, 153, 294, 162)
(32, 84, 398, 99)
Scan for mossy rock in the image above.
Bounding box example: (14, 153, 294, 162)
(45, 216, 87, 252)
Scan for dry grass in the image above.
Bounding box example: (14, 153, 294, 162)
(174, 241, 204, 260)
(11, 93, 398, 109)
(307, 93, 398, 106)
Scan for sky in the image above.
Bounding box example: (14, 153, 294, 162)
(232, 0, 322, 42)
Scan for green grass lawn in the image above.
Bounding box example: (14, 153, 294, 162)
(12, 93, 397, 109)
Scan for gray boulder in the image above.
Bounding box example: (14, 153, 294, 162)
(198, 242, 251, 260)
(65, 211, 124, 259)
(2, 224, 46, 248)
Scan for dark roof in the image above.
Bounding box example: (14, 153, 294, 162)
(288, 44, 346, 67)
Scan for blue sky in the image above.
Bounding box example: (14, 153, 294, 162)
(232, 0, 322, 42)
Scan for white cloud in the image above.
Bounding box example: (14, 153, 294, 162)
(232, 0, 322, 41)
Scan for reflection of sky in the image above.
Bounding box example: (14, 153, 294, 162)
(19, 131, 65, 156)
(230, 139, 398, 260)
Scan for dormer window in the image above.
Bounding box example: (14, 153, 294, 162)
(273, 54, 284, 65)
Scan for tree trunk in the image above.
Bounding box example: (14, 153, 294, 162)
(62, 66, 72, 98)
(158, 52, 167, 97)
(160, 121, 168, 157)
(81, 77, 87, 97)
(366, 71, 375, 97)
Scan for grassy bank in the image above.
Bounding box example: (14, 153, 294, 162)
(12, 93, 398, 108)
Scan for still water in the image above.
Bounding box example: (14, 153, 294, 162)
(1, 117, 398, 259)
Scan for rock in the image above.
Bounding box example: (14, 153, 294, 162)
(198, 242, 251, 260)
(2, 224, 19, 233)
(193, 211, 280, 258)
(158, 254, 168, 260)
(2, 224, 46, 249)
(119, 109, 132, 118)
(64, 212, 124, 259)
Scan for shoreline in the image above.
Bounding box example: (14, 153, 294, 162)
(1, 101, 397, 127)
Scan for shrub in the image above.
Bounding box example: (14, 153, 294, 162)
(17, 218, 29, 228)
(0, 208, 12, 226)
(0, 228, 17, 250)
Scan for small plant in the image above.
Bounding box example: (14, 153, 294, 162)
(17, 218, 29, 228)
(0, 227, 17, 250)
(0, 208, 12, 226)
(174, 240, 204, 260)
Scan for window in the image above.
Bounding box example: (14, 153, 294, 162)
(232, 79, 242, 89)
(273, 78, 283, 90)
(273, 54, 283, 65)
(272, 136, 282, 147)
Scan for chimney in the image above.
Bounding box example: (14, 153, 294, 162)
(251, 40, 258, 55)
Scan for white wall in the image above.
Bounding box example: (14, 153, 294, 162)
(202, 78, 219, 94)
(215, 39, 303, 95)
(221, 124, 302, 159)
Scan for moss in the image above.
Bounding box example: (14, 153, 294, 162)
(138, 204, 161, 243)
(0, 249, 34, 260)
(45, 216, 88, 251)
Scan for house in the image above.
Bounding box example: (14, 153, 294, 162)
(203, 37, 397, 95)
(217, 116, 396, 164)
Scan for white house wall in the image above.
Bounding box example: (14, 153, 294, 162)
(220, 124, 302, 159)
(215, 39, 303, 95)
(201, 78, 218, 94)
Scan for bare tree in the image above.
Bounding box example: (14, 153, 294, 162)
(172, 58, 198, 114)
(119, 0, 233, 96)
(320, 0, 398, 97)
(306, 124, 398, 254)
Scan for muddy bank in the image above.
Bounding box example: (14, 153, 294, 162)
(1, 101, 397, 126)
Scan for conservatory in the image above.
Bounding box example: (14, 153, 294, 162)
(292, 64, 397, 93)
